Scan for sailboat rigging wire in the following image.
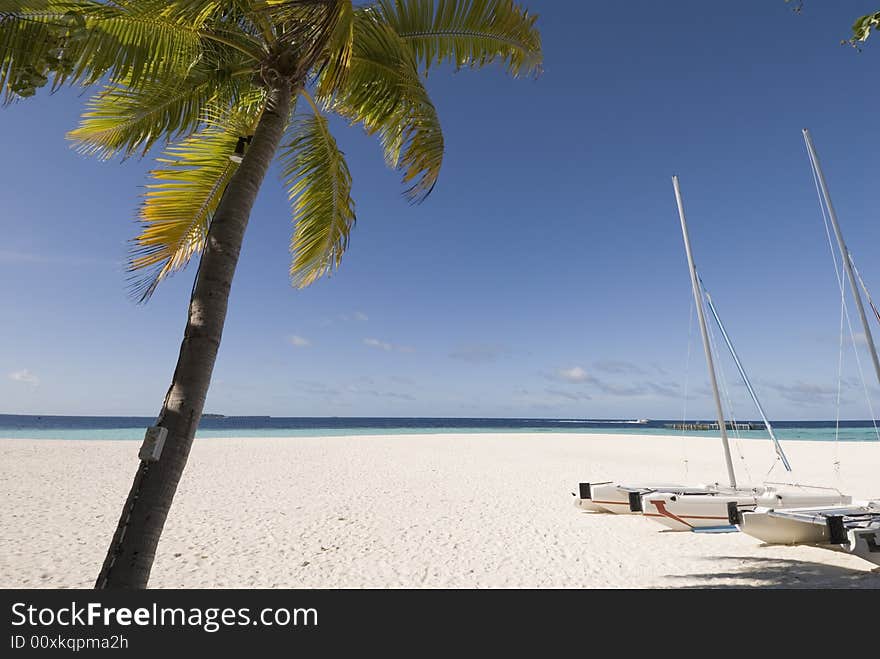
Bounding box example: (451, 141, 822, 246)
(839, 277, 880, 441)
(805, 131, 880, 384)
(699, 277, 792, 471)
(846, 254, 880, 444)
(812, 156, 846, 463)
(702, 290, 753, 484)
(808, 151, 880, 444)
(680, 296, 695, 478)
(763, 454, 779, 481)
(834, 259, 846, 480)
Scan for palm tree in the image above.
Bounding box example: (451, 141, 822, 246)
(1, 0, 541, 588)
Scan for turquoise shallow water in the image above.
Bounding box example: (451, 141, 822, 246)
(0, 415, 877, 442)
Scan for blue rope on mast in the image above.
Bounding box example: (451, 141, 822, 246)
(697, 275, 793, 472)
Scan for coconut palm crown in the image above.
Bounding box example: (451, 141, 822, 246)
(2, 0, 542, 299)
(2, 0, 542, 589)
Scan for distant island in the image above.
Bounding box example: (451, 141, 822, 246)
(202, 414, 226, 419)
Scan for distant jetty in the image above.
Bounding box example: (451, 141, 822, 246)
(665, 421, 761, 431)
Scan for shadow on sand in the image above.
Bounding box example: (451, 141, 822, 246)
(670, 555, 880, 589)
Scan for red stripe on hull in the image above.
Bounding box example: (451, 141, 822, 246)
(651, 500, 692, 528)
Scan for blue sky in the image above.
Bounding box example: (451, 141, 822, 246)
(2, 0, 880, 419)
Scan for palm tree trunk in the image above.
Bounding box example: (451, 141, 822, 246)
(95, 82, 291, 589)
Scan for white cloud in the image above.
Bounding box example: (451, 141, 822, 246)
(9, 369, 39, 387)
(363, 338, 413, 353)
(353, 311, 369, 322)
(556, 366, 591, 383)
(545, 365, 680, 399)
(289, 335, 311, 348)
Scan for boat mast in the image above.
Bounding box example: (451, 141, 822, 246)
(803, 129, 880, 388)
(672, 176, 737, 488)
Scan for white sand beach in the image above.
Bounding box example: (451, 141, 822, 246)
(1, 432, 878, 589)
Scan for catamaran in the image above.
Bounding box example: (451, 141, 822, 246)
(639, 175, 851, 530)
(732, 129, 880, 565)
(575, 175, 851, 525)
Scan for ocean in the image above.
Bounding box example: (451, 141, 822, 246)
(0, 415, 877, 442)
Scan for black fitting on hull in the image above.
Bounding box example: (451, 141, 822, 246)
(827, 515, 847, 545)
(628, 491, 644, 512)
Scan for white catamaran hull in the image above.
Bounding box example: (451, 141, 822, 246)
(584, 482, 721, 514)
(642, 489, 852, 532)
(736, 502, 880, 567)
(572, 482, 615, 512)
(850, 526, 880, 567)
(737, 505, 861, 545)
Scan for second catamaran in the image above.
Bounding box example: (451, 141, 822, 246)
(731, 129, 880, 566)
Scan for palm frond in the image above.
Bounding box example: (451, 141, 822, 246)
(232, 1, 276, 43)
(128, 96, 265, 301)
(321, 10, 443, 201)
(0, 1, 227, 103)
(282, 94, 355, 288)
(851, 11, 880, 45)
(374, 0, 542, 76)
(0, 0, 83, 102)
(158, 1, 268, 59)
(261, 0, 352, 72)
(70, 3, 228, 87)
(0, 1, 49, 12)
(67, 63, 256, 159)
(315, 0, 353, 97)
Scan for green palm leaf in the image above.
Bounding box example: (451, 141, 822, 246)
(67, 64, 256, 159)
(0, 1, 210, 102)
(322, 10, 444, 201)
(129, 99, 264, 301)
(282, 96, 356, 288)
(0, 0, 79, 102)
(315, 0, 354, 98)
(260, 0, 351, 59)
(374, 0, 542, 76)
(851, 11, 880, 44)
